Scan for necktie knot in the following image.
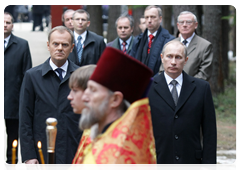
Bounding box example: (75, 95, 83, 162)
(149, 34, 154, 40)
(170, 79, 178, 86)
(182, 39, 188, 46)
(55, 68, 63, 81)
(77, 35, 82, 42)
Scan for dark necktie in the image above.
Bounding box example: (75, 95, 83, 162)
(77, 35, 83, 62)
(122, 41, 127, 54)
(4, 40, 6, 50)
(55, 68, 63, 81)
(148, 34, 154, 54)
(182, 39, 188, 46)
(170, 80, 178, 106)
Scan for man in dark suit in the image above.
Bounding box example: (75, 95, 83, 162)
(4, 12, 32, 164)
(170, 11, 213, 81)
(19, 26, 82, 164)
(130, 5, 175, 75)
(148, 40, 216, 164)
(68, 9, 106, 66)
(107, 13, 134, 55)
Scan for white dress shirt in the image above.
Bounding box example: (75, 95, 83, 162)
(180, 32, 195, 47)
(49, 59, 68, 79)
(164, 72, 183, 97)
(74, 31, 87, 48)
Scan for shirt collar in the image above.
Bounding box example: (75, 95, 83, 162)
(4, 34, 11, 45)
(49, 59, 68, 73)
(180, 32, 195, 46)
(164, 72, 183, 87)
(119, 36, 132, 45)
(74, 30, 87, 43)
(147, 30, 157, 37)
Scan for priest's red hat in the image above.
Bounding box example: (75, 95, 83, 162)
(90, 47, 153, 103)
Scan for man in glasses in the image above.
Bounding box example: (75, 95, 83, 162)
(176, 11, 213, 81)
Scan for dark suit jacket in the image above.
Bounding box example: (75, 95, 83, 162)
(159, 35, 213, 81)
(19, 58, 82, 163)
(68, 30, 106, 66)
(148, 71, 216, 164)
(130, 26, 175, 75)
(4, 33, 32, 119)
(106, 35, 134, 55)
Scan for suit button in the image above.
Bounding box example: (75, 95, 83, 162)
(175, 156, 179, 160)
(175, 135, 178, 140)
(175, 115, 178, 119)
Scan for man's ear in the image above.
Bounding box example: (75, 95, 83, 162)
(110, 91, 123, 108)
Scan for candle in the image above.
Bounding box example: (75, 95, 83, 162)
(38, 141, 45, 164)
(12, 140, 17, 164)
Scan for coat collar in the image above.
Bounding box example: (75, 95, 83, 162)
(41, 58, 78, 83)
(5, 33, 17, 51)
(153, 71, 196, 112)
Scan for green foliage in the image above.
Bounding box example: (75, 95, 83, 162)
(213, 61, 236, 123)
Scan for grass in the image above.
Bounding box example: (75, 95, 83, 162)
(213, 61, 236, 150)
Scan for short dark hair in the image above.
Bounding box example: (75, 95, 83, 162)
(4, 12, 14, 23)
(48, 26, 74, 45)
(73, 9, 90, 21)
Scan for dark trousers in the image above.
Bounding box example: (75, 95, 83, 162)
(5, 119, 19, 164)
(32, 14, 43, 31)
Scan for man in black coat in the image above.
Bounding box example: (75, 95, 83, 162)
(130, 5, 175, 75)
(68, 9, 106, 66)
(148, 40, 216, 164)
(4, 12, 32, 164)
(19, 26, 82, 164)
(107, 13, 134, 55)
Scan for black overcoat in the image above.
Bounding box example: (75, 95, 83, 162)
(19, 58, 82, 164)
(148, 71, 217, 164)
(4, 33, 32, 119)
(68, 30, 106, 66)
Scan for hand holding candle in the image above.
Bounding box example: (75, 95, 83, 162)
(38, 141, 45, 164)
(12, 140, 17, 164)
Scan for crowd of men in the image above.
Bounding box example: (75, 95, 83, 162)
(4, 5, 216, 164)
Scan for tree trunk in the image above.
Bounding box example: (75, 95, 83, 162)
(233, 5, 238, 57)
(107, 5, 121, 43)
(161, 5, 173, 34)
(221, 5, 230, 80)
(132, 5, 146, 36)
(86, 5, 103, 36)
(203, 5, 224, 94)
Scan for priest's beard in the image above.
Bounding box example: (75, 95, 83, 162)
(79, 98, 109, 139)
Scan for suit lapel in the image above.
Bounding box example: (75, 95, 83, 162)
(187, 35, 198, 56)
(175, 72, 196, 113)
(153, 73, 176, 110)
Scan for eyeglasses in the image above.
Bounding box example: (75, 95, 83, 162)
(178, 20, 195, 25)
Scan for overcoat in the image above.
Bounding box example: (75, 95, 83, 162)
(19, 58, 82, 164)
(68, 30, 106, 66)
(130, 26, 175, 75)
(4, 33, 32, 119)
(148, 71, 216, 164)
(106, 35, 135, 55)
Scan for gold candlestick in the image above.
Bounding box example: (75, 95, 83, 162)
(12, 140, 17, 164)
(38, 141, 45, 164)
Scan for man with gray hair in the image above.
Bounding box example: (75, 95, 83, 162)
(130, 5, 175, 76)
(62, 9, 75, 31)
(19, 26, 82, 164)
(160, 11, 213, 81)
(107, 13, 135, 55)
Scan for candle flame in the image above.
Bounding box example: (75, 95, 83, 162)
(12, 140, 18, 148)
(38, 141, 42, 149)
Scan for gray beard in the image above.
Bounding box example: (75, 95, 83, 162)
(79, 98, 109, 132)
